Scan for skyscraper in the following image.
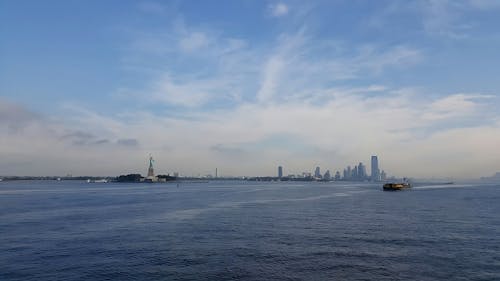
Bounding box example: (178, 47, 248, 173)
(335, 171, 341, 181)
(278, 166, 283, 178)
(358, 162, 366, 179)
(314, 166, 321, 178)
(381, 170, 387, 181)
(323, 170, 331, 180)
(371, 156, 380, 181)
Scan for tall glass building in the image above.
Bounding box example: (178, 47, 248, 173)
(371, 156, 380, 181)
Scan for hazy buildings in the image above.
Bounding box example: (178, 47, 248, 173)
(381, 170, 387, 181)
(272, 155, 388, 182)
(335, 171, 341, 180)
(353, 165, 358, 179)
(323, 170, 331, 181)
(481, 172, 500, 182)
(340, 160, 375, 181)
(314, 166, 321, 178)
(371, 156, 380, 181)
(358, 162, 366, 179)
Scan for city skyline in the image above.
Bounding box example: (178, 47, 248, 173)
(276, 158, 384, 182)
(1, 1, 500, 179)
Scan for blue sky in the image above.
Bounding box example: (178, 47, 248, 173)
(1, 0, 500, 178)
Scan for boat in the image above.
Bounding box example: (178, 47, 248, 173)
(87, 179, 108, 183)
(383, 178, 411, 191)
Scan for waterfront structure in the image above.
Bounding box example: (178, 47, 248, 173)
(371, 156, 380, 181)
(302, 172, 312, 178)
(278, 166, 283, 178)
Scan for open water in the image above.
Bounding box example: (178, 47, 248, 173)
(1, 180, 499, 280)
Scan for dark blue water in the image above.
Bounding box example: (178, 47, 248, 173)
(1, 181, 499, 280)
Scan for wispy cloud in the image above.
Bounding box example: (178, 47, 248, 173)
(269, 2, 289, 17)
(420, 0, 471, 38)
(366, 0, 500, 39)
(422, 93, 494, 120)
(178, 32, 210, 52)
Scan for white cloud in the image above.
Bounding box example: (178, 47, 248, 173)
(123, 18, 422, 109)
(253, 32, 421, 104)
(151, 74, 217, 107)
(269, 3, 289, 17)
(178, 32, 210, 52)
(256, 56, 285, 102)
(355, 45, 422, 73)
(422, 93, 494, 120)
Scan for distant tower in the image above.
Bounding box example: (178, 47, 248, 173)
(278, 166, 283, 178)
(358, 162, 366, 179)
(371, 156, 380, 181)
(381, 170, 387, 181)
(314, 166, 321, 178)
(323, 170, 331, 180)
(147, 155, 155, 177)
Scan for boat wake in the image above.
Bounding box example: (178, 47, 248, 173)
(412, 184, 472, 190)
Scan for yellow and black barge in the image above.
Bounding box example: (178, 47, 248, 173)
(383, 182, 411, 191)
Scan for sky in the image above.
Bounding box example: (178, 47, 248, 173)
(1, 0, 500, 179)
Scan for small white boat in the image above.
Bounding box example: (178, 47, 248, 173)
(87, 179, 108, 183)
